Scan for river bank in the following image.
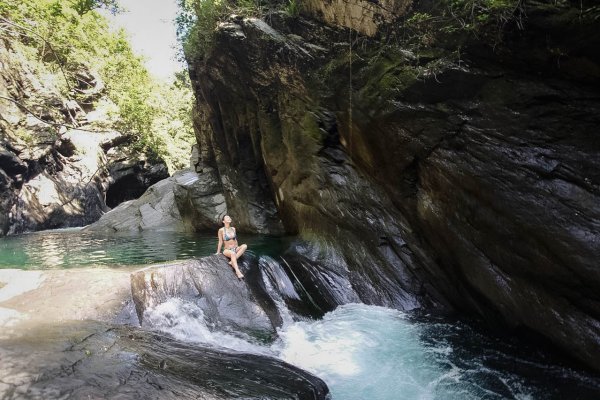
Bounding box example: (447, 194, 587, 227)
(1, 239, 599, 398)
(0, 267, 136, 339)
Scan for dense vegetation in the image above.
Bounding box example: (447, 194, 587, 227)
(176, 0, 600, 61)
(174, 0, 524, 61)
(0, 0, 195, 172)
(176, 0, 292, 60)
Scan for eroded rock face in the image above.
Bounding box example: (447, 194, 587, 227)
(6, 129, 111, 234)
(301, 0, 411, 36)
(85, 175, 186, 232)
(0, 36, 113, 235)
(130, 255, 281, 336)
(191, 12, 450, 312)
(0, 37, 168, 235)
(173, 167, 227, 231)
(105, 148, 169, 208)
(189, 6, 600, 370)
(192, 95, 285, 234)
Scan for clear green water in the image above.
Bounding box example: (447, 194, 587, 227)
(0, 228, 291, 269)
(1, 229, 599, 398)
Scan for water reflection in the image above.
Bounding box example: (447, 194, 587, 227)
(0, 228, 291, 270)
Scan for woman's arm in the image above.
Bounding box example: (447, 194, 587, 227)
(216, 228, 223, 254)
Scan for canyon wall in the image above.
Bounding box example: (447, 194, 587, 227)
(187, 0, 600, 370)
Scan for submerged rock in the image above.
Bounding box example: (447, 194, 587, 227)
(130, 255, 281, 337)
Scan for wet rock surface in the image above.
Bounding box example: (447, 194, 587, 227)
(189, 5, 600, 370)
(191, 13, 453, 313)
(0, 262, 329, 399)
(0, 321, 329, 400)
(130, 255, 282, 337)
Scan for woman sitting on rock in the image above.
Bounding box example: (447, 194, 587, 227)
(216, 215, 247, 279)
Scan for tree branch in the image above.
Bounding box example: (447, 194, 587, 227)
(0, 17, 73, 94)
(0, 95, 117, 135)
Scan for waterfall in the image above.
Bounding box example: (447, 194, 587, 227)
(138, 256, 598, 400)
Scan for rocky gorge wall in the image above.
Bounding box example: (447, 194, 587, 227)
(0, 36, 167, 236)
(187, 0, 600, 370)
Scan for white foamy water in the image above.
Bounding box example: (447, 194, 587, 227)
(141, 300, 598, 399)
(272, 304, 469, 400)
(143, 298, 272, 355)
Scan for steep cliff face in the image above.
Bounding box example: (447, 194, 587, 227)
(188, 1, 600, 370)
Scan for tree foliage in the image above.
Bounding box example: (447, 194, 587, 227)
(1, 0, 195, 172)
(69, 0, 121, 16)
(175, 0, 283, 61)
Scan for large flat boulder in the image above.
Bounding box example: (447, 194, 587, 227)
(131, 255, 280, 337)
(86, 169, 228, 233)
(85, 176, 186, 232)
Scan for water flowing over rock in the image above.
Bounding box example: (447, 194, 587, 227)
(187, 4, 600, 371)
(0, 321, 329, 399)
(130, 255, 282, 337)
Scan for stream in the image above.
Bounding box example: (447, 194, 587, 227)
(1, 229, 599, 399)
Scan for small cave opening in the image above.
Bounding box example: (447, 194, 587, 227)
(106, 175, 146, 208)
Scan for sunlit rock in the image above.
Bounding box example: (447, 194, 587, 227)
(130, 255, 281, 337)
(301, 0, 411, 36)
(86, 176, 186, 232)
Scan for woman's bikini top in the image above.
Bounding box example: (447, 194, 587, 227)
(223, 227, 237, 241)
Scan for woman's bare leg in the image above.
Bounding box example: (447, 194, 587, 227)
(235, 244, 247, 259)
(223, 249, 244, 279)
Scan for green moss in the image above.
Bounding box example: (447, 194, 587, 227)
(284, 0, 299, 17)
(177, 1, 283, 61)
(315, 44, 426, 115)
(300, 112, 321, 142)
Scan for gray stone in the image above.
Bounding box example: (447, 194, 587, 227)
(130, 255, 279, 336)
(0, 321, 329, 399)
(85, 177, 185, 232)
(173, 168, 227, 231)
